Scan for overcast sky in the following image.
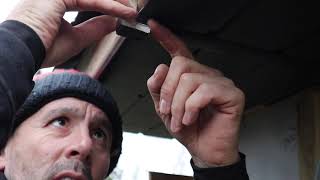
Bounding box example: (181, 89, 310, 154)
(0, 0, 19, 22)
(0, 1, 77, 23)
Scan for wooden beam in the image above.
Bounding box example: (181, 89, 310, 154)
(76, 0, 149, 79)
(77, 32, 125, 79)
(298, 88, 320, 180)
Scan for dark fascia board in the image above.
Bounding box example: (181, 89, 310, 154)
(137, 0, 249, 33)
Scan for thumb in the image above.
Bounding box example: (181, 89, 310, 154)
(43, 16, 116, 67)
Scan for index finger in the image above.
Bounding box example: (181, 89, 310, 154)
(64, 0, 137, 20)
(148, 19, 193, 59)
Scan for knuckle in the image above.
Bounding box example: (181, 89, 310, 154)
(208, 67, 224, 76)
(223, 78, 235, 86)
(201, 83, 213, 93)
(158, 63, 168, 70)
(171, 57, 190, 70)
(160, 85, 174, 99)
(235, 88, 246, 102)
(227, 87, 245, 110)
(200, 83, 220, 99)
(180, 73, 193, 83)
(213, 69, 224, 76)
(171, 104, 183, 117)
(146, 77, 154, 88)
(212, 77, 235, 89)
(185, 99, 199, 113)
(147, 75, 154, 84)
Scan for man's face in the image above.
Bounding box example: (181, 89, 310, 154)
(0, 97, 112, 180)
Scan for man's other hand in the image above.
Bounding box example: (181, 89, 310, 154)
(147, 20, 245, 168)
(6, 0, 137, 67)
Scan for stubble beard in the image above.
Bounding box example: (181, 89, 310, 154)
(5, 159, 93, 180)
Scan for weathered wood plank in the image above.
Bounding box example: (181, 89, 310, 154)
(298, 88, 320, 180)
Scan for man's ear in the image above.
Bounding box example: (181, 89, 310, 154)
(0, 149, 6, 171)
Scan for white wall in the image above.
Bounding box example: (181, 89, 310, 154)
(240, 96, 299, 180)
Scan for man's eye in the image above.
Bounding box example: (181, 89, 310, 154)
(92, 129, 106, 140)
(51, 117, 68, 127)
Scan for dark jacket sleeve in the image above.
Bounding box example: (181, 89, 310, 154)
(192, 153, 249, 180)
(0, 20, 45, 148)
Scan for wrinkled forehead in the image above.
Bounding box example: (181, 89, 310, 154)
(33, 97, 111, 128)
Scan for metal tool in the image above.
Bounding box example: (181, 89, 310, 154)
(116, 0, 151, 39)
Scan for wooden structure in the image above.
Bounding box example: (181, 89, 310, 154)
(298, 88, 320, 180)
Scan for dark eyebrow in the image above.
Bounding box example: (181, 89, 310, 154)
(46, 107, 81, 118)
(44, 106, 112, 133)
(93, 115, 112, 134)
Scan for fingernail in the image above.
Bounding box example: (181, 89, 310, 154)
(182, 112, 194, 125)
(170, 117, 176, 132)
(154, 66, 160, 75)
(160, 99, 167, 114)
(160, 99, 171, 114)
(171, 116, 181, 133)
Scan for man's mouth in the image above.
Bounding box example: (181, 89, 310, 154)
(53, 171, 87, 180)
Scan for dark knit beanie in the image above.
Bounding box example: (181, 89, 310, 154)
(13, 70, 122, 176)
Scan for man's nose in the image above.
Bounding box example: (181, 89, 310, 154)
(65, 127, 93, 161)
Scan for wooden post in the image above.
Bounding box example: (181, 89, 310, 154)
(77, 32, 125, 79)
(298, 88, 320, 180)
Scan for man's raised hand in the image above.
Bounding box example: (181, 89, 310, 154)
(147, 20, 245, 168)
(7, 0, 137, 67)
